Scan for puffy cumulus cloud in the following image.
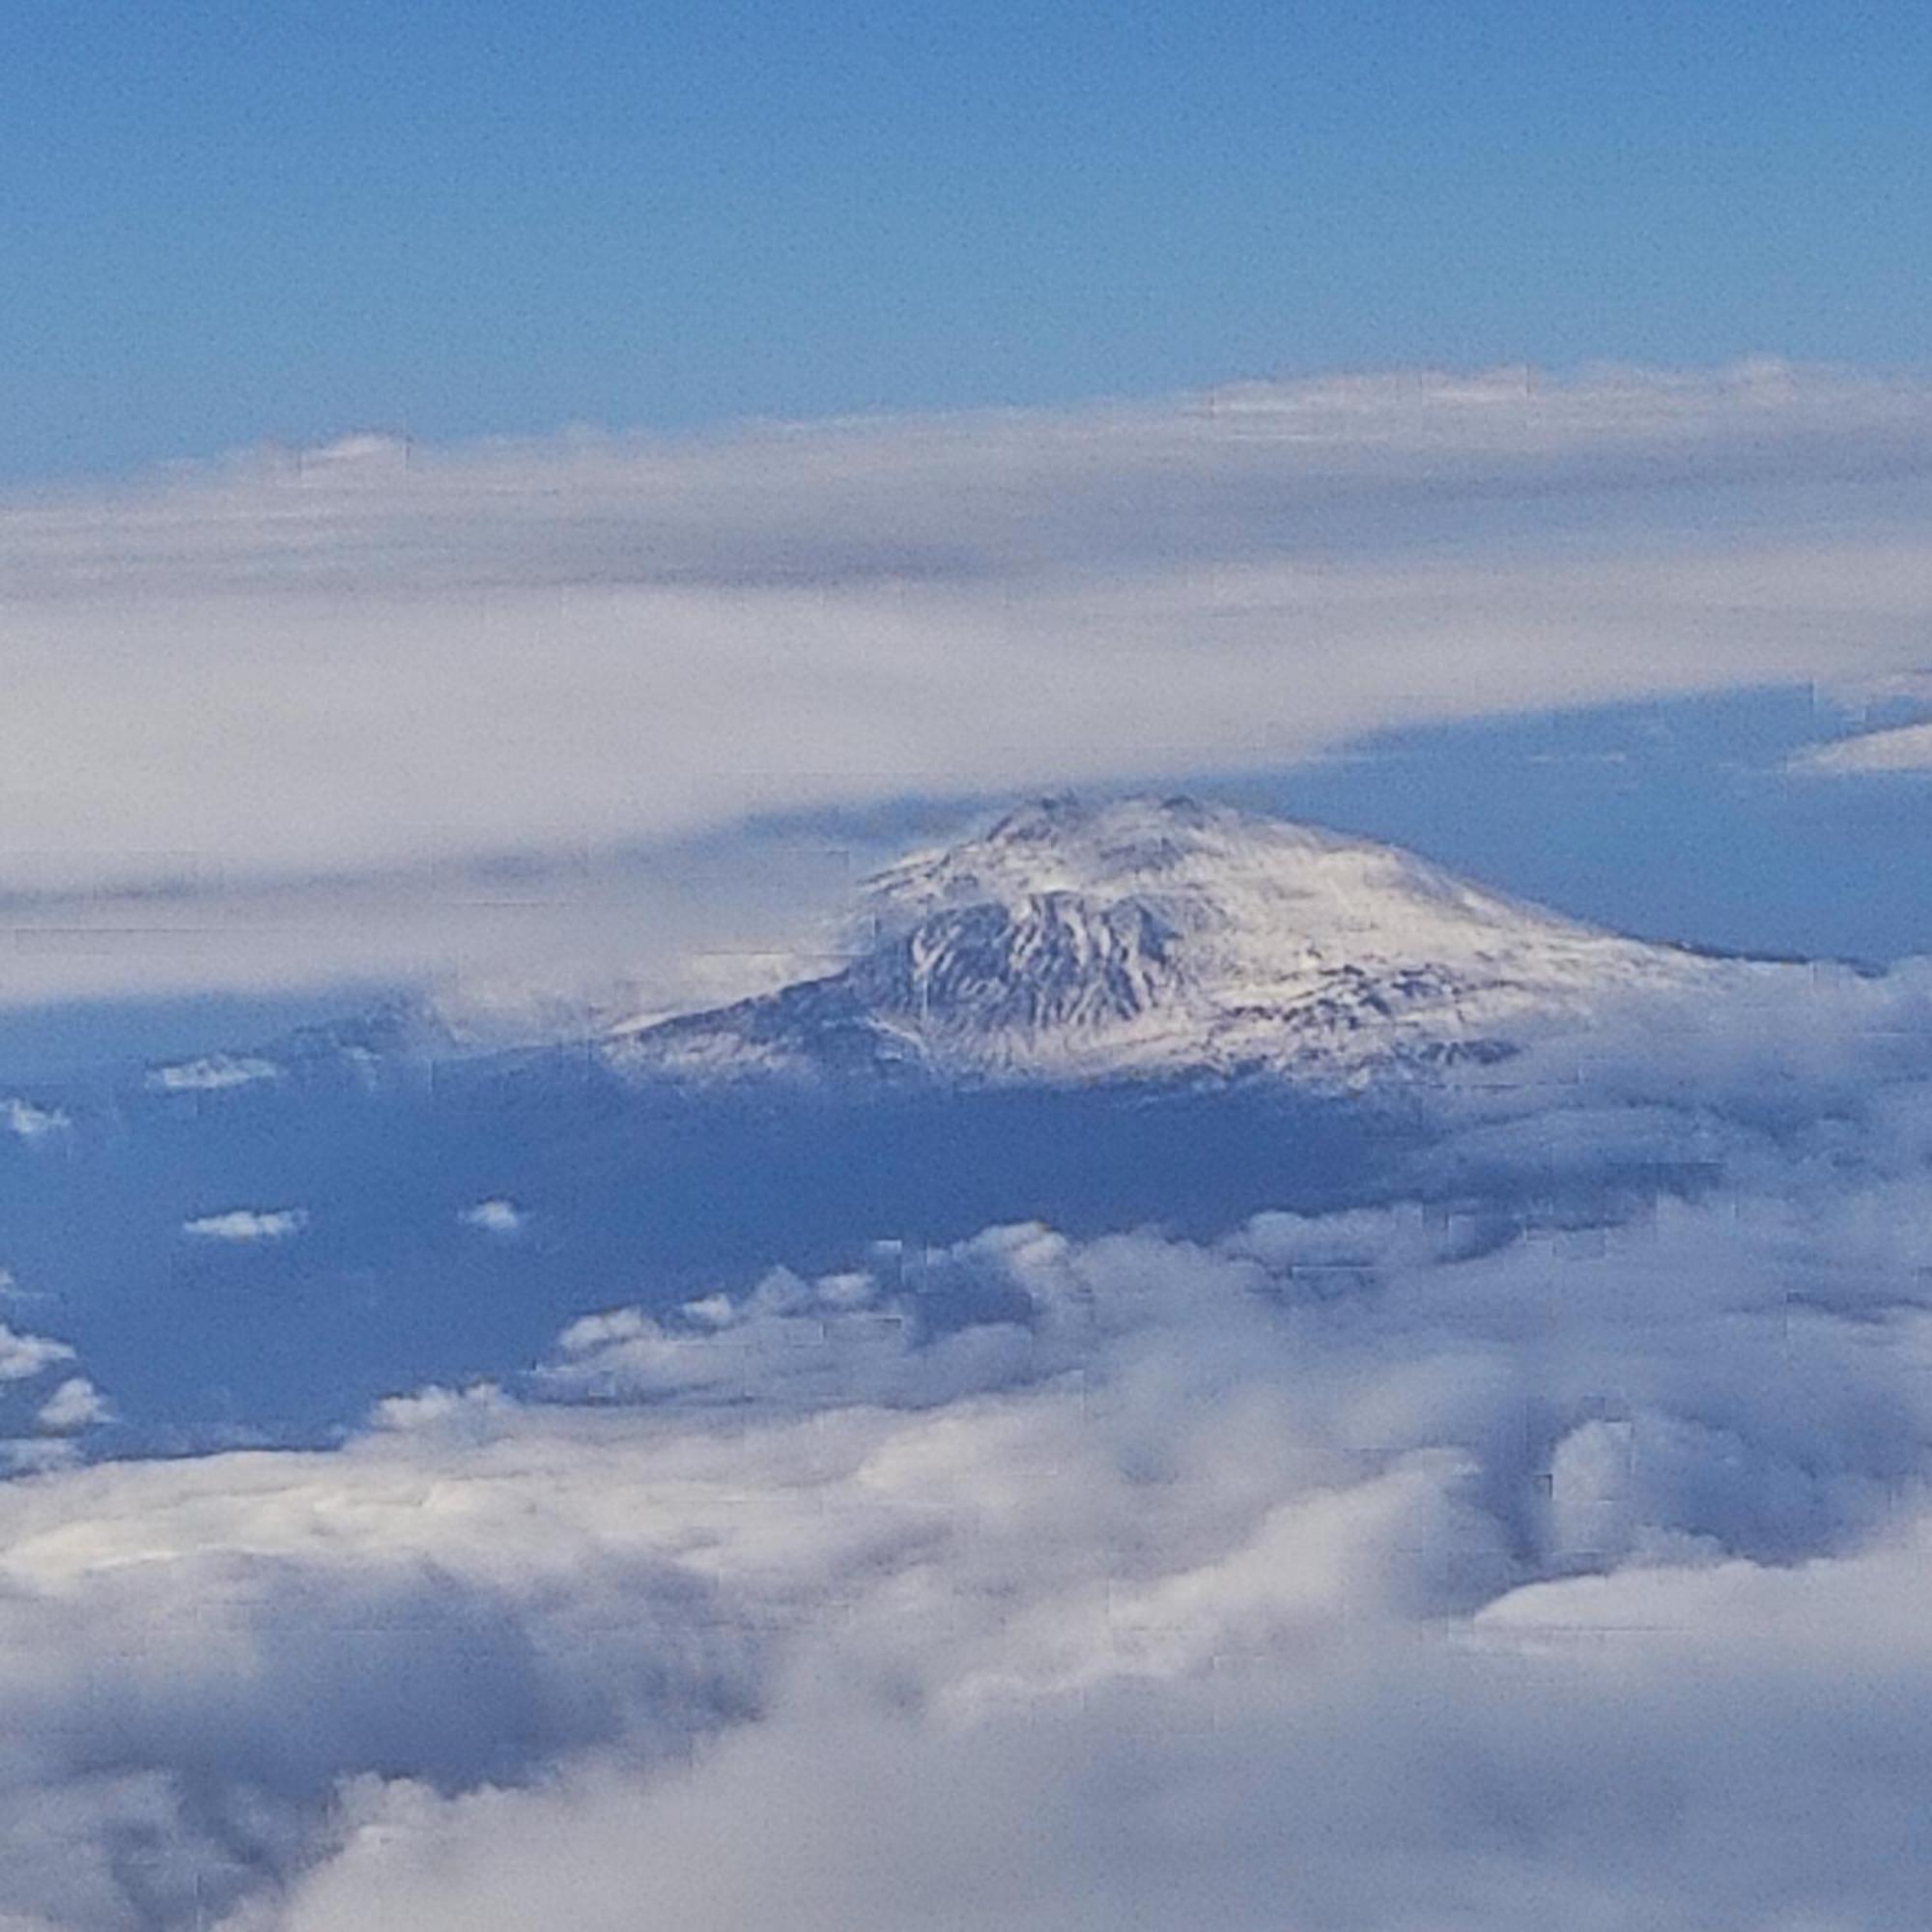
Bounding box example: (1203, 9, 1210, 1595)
(0, 1324, 74, 1385)
(0, 1298, 113, 1470)
(1405, 952, 1932, 1194)
(10, 362, 1932, 1004)
(0, 1402, 892, 1929)
(252, 1548, 1932, 1932)
(220, 1195, 1932, 1931)
(0, 1464, 758, 1927)
(35, 1380, 110, 1435)
(241, 1183, 1932, 1932)
(535, 1240, 1042, 1414)
(527, 1187, 1932, 1577)
(0, 1131, 1922, 1926)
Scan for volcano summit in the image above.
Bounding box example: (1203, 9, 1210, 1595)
(604, 796, 1745, 1091)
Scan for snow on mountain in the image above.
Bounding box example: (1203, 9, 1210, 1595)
(603, 795, 1753, 1091)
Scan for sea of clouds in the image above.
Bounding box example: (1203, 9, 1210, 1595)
(0, 961, 1923, 1927)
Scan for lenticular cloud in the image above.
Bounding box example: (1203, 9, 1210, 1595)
(0, 1092, 1928, 1927)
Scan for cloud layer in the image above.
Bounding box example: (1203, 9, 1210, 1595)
(0, 1026, 1924, 1927)
(8, 361, 1932, 1005)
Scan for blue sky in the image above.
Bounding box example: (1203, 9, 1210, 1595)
(7, 1, 1932, 480)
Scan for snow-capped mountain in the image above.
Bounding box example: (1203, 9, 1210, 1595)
(602, 795, 1748, 1091)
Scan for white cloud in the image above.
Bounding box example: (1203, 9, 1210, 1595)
(181, 1208, 309, 1243)
(35, 1379, 109, 1435)
(0, 1100, 69, 1142)
(8, 362, 1932, 1004)
(145, 1055, 281, 1094)
(250, 1239, 1932, 1929)
(0, 1325, 73, 1384)
(0, 1173, 1871, 1925)
(458, 1200, 526, 1236)
(0, 803, 874, 1015)
(1793, 719, 1932, 775)
(250, 1542, 1932, 1932)
(0, 1122, 1914, 1927)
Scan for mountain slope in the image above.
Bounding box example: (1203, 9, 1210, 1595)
(603, 796, 1747, 1091)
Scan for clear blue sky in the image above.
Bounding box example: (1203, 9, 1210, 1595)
(4, 0, 1930, 481)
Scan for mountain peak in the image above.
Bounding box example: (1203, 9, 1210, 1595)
(860, 793, 1580, 952)
(982, 790, 1219, 847)
(605, 795, 1732, 1091)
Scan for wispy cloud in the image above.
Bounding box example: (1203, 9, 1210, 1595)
(181, 1208, 309, 1243)
(0, 1098, 70, 1141)
(145, 1055, 281, 1094)
(1792, 719, 1932, 775)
